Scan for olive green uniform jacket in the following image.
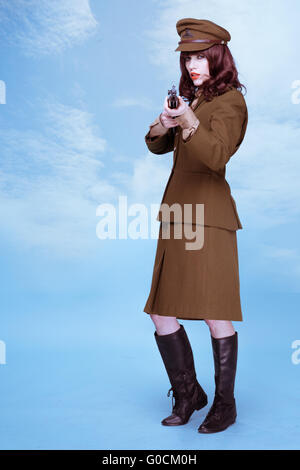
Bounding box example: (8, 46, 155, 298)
(145, 87, 248, 230)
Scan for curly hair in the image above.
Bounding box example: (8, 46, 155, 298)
(179, 45, 247, 104)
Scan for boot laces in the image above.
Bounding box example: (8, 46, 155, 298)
(166, 370, 195, 412)
(167, 386, 175, 410)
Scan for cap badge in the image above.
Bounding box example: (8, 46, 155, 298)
(182, 28, 193, 38)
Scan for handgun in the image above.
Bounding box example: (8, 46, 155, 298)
(167, 85, 179, 136)
(167, 85, 179, 109)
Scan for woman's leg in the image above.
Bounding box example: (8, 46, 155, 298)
(150, 313, 181, 335)
(149, 314, 207, 426)
(204, 319, 235, 338)
(198, 318, 238, 433)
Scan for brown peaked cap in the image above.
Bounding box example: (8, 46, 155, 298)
(175, 18, 231, 52)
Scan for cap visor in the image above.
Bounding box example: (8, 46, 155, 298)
(175, 43, 216, 52)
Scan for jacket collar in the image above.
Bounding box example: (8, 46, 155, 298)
(195, 87, 202, 97)
(190, 89, 206, 111)
(191, 86, 235, 111)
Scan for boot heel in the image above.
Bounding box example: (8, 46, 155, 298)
(194, 383, 208, 410)
(195, 395, 208, 410)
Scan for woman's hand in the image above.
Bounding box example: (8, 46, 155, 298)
(159, 95, 188, 128)
(159, 110, 179, 128)
(163, 95, 188, 117)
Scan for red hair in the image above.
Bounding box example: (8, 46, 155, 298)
(179, 44, 247, 104)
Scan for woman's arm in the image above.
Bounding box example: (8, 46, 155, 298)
(176, 91, 248, 171)
(174, 106, 200, 142)
(145, 115, 175, 155)
(148, 114, 169, 137)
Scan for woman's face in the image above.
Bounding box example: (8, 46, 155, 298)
(184, 52, 210, 86)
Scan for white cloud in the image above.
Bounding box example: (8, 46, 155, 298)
(111, 97, 157, 111)
(0, 100, 119, 258)
(227, 114, 300, 230)
(0, 0, 98, 56)
(255, 242, 300, 292)
(130, 152, 171, 202)
(263, 247, 297, 259)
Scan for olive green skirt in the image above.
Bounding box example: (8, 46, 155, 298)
(143, 222, 243, 321)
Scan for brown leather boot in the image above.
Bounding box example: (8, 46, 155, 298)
(154, 323, 208, 426)
(198, 332, 238, 433)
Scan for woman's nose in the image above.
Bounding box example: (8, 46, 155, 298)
(188, 58, 197, 69)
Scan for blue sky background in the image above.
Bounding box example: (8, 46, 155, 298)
(0, 0, 300, 450)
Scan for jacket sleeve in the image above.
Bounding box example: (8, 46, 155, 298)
(145, 115, 175, 155)
(178, 92, 247, 171)
(175, 106, 200, 142)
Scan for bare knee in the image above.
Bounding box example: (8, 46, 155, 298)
(150, 314, 180, 335)
(204, 319, 235, 338)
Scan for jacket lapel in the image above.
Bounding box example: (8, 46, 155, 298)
(190, 92, 206, 112)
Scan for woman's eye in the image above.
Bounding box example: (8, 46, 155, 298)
(186, 55, 204, 61)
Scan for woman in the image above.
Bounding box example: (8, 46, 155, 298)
(143, 18, 248, 433)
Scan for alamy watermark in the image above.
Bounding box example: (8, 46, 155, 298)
(291, 80, 300, 104)
(0, 340, 6, 364)
(291, 340, 300, 365)
(0, 80, 6, 104)
(96, 196, 205, 250)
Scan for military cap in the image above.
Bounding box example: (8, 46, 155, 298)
(175, 18, 231, 52)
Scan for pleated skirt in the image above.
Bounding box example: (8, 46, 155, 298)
(143, 222, 243, 321)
